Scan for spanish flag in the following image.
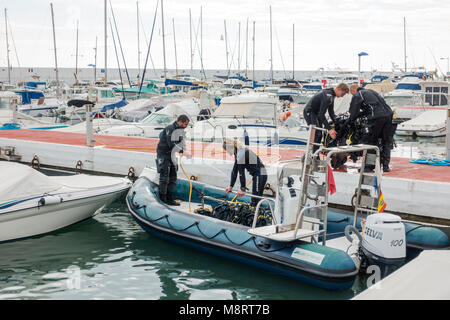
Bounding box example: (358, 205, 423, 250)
(373, 176, 386, 213)
(378, 191, 386, 213)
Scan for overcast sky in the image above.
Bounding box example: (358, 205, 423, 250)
(0, 0, 449, 73)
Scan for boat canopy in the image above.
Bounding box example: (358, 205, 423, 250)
(395, 83, 422, 90)
(100, 99, 129, 113)
(302, 84, 323, 91)
(25, 81, 47, 89)
(371, 75, 389, 82)
(0, 162, 62, 204)
(165, 79, 198, 87)
(213, 94, 277, 119)
(14, 90, 45, 104)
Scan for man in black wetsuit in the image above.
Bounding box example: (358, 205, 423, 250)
(156, 114, 191, 205)
(348, 84, 394, 172)
(223, 139, 267, 207)
(303, 83, 350, 152)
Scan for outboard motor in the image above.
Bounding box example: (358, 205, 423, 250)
(360, 213, 406, 276)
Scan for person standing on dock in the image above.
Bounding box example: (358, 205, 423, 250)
(348, 84, 394, 172)
(303, 83, 350, 152)
(223, 138, 268, 207)
(156, 115, 191, 206)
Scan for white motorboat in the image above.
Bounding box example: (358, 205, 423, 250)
(187, 92, 309, 146)
(56, 87, 126, 121)
(0, 162, 132, 242)
(384, 76, 449, 120)
(396, 109, 448, 137)
(0, 91, 66, 130)
(97, 98, 205, 138)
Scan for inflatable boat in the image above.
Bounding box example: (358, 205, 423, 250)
(126, 168, 359, 291)
(127, 139, 449, 291)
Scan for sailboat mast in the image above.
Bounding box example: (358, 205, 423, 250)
(94, 36, 98, 84)
(104, 0, 108, 84)
(238, 21, 241, 74)
(252, 21, 255, 85)
(173, 18, 178, 78)
(75, 20, 79, 84)
(292, 23, 295, 80)
(50, 3, 60, 97)
(224, 20, 229, 77)
(245, 18, 249, 79)
(137, 1, 141, 78)
(4, 9, 11, 84)
(161, 0, 167, 80)
(189, 8, 193, 74)
(403, 17, 407, 73)
(270, 6, 273, 83)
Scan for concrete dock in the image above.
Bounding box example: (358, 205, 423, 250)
(0, 129, 449, 223)
(353, 250, 450, 300)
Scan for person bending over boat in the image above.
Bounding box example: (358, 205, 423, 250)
(303, 83, 349, 152)
(223, 138, 267, 207)
(348, 84, 394, 172)
(156, 114, 191, 206)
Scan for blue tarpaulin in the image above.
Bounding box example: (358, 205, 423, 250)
(100, 99, 129, 113)
(14, 90, 45, 105)
(25, 82, 46, 89)
(0, 123, 21, 130)
(395, 83, 421, 90)
(165, 79, 198, 87)
(303, 85, 323, 91)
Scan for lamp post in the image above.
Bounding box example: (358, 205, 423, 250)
(440, 57, 449, 78)
(358, 52, 369, 85)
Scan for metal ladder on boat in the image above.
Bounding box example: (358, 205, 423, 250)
(295, 125, 382, 245)
(248, 125, 330, 244)
(248, 125, 382, 245)
(310, 128, 383, 233)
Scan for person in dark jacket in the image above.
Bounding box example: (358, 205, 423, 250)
(348, 84, 394, 172)
(156, 114, 191, 205)
(223, 138, 267, 207)
(303, 83, 350, 152)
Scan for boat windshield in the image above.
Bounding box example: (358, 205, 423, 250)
(284, 117, 304, 129)
(101, 90, 115, 98)
(141, 113, 174, 125)
(384, 96, 416, 106)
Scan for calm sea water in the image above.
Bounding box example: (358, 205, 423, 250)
(0, 197, 370, 300)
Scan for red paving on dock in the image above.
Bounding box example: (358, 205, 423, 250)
(0, 129, 448, 183)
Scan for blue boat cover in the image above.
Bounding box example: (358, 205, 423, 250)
(14, 91, 45, 105)
(371, 75, 389, 82)
(395, 83, 421, 90)
(25, 82, 46, 89)
(100, 99, 129, 113)
(0, 123, 21, 130)
(303, 85, 322, 91)
(165, 79, 198, 87)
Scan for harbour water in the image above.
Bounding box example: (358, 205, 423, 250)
(0, 197, 369, 300)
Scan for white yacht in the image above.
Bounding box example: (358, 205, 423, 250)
(187, 92, 309, 147)
(0, 162, 131, 242)
(382, 75, 449, 119)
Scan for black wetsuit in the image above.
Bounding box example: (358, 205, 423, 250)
(156, 121, 187, 198)
(230, 148, 267, 206)
(348, 88, 394, 170)
(303, 88, 337, 152)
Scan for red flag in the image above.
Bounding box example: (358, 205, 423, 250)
(328, 165, 337, 195)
